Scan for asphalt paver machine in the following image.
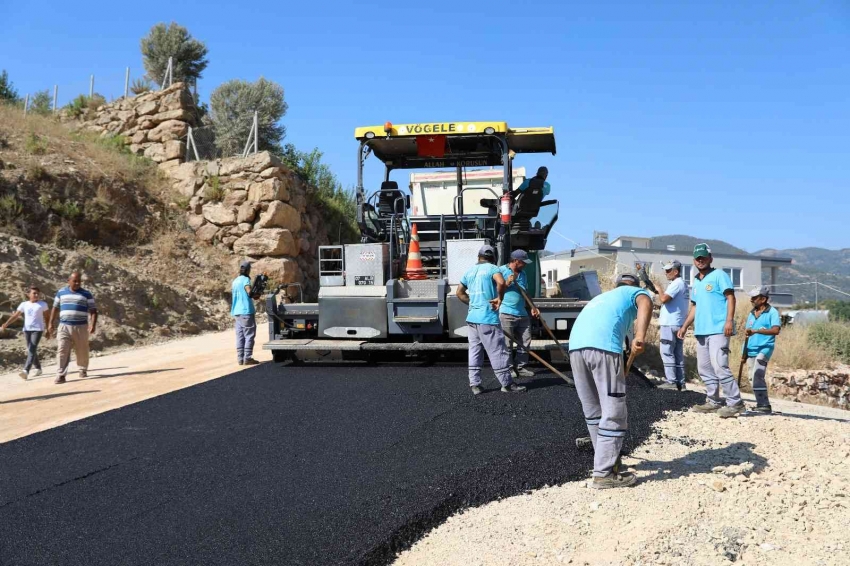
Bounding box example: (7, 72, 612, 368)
(264, 121, 590, 362)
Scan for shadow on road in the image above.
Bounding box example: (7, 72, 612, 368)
(85, 368, 182, 380)
(0, 390, 101, 405)
(632, 441, 770, 484)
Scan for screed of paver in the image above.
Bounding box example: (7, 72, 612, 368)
(0, 330, 270, 443)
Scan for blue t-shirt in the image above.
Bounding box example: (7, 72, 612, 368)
(568, 286, 651, 354)
(53, 287, 96, 326)
(460, 263, 501, 325)
(658, 277, 689, 327)
(517, 178, 551, 196)
(231, 275, 255, 316)
(498, 265, 528, 317)
(745, 305, 781, 359)
(691, 269, 734, 336)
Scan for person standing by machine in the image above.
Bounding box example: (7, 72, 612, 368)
(499, 249, 540, 379)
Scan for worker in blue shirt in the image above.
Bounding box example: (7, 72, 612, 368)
(513, 166, 551, 198)
(569, 273, 652, 489)
(678, 244, 744, 418)
(499, 249, 540, 379)
(457, 245, 526, 395)
(743, 286, 782, 413)
(657, 260, 689, 391)
(231, 260, 259, 366)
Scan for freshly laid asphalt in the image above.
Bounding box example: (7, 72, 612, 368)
(0, 363, 698, 566)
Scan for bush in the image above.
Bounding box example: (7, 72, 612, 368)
(28, 89, 53, 116)
(0, 69, 20, 103)
(24, 133, 48, 155)
(204, 175, 224, 202)
(66, 94, 106, 119)
(808, 321, 850, 364)
(141, 22, 208, 87)
(0, 194, 23, 220)
(209, 77, 287, 156)
(130, 77, 153, 95)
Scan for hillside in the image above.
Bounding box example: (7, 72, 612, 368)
(756, 247, 850, 304)
(648, 234, 748, 255)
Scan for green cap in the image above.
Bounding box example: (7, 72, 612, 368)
(693, 243, 712, 258)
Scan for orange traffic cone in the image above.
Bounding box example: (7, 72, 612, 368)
(404, 223, 428, 280)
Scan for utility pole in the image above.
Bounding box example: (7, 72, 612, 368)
(815, 277, 818, 311)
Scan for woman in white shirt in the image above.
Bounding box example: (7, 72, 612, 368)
(1, 286, 50, 380)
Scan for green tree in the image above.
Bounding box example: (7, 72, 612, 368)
(140, 22, 209, 87)
(0, 70, 20, 103)
(29, 89, 52, 116)
(209, 77, 287, 156)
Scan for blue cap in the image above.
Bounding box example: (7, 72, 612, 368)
(510, 249, 532, 264)
(478, 245, 495, 258)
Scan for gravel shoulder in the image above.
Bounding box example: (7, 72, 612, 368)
(394, 399, 850, 566)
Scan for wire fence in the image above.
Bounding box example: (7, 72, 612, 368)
(185, 112, 259, 162)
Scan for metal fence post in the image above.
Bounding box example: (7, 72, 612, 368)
(53, 85, 58, 114)
(89, 75, 94, 98)
(23, 93, 29, 116)
(161, 57, 173, 90)
(124, 67, 130, 98)
(253, 111, 259, 154)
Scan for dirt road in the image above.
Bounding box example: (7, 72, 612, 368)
(0, 330, 271, 444)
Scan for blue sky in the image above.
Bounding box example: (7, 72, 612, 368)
(3, 0, 848, 252)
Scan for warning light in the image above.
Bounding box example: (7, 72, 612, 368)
(384, 121, 393, 134)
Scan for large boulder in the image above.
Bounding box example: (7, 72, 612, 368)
(237, 202, 259, 224)
(232, 228, 297, 257)
(164, 140, 185, 161)
(196, 223, 220, 243)
(247, 178, 289, 202)
(187, 213, 206, 230)
(202, 203, 238, 226)
(169, 162, 205, 183)
(136, 100, 159, 116)
(255, 201, 302, 232)
(223, 190, 248, 208)
(143, 144, 167, 163)
(251, 257, 303, 285)
(220, 151, 282, 176)
(148, 119, 189, 142)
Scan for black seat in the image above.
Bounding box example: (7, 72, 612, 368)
(512, 177, 545, 230)
(377, 181, 405, 216)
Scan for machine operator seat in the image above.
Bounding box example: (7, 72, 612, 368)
(512, 177, 545, 231)
(377, 181, 405, 216)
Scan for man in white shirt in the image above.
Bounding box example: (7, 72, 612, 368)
(1, 286, 50, 380)
(657, 260, 689, 391)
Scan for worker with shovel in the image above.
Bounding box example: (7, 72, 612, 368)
(743, 286, 781, 414)
(677, 244, 745, 417)
(499, 249, 540, 380)
(568, 273, 652, 489)
(657, 260, 689, 391)
(457, 245, 526, 395)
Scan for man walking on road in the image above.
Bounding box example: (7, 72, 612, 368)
(657, 260, 689, 391)
(743, 286, 781, 414)
(1, 286, 50, 380)
(499, 249, 540, 380)
(232, 260, 259, 366)
(457, 245, 526, 395)
(569, 273, 652, 489)
(678, 244, 745, 417)
(48, 272, 97, 384)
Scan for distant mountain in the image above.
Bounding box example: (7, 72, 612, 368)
(756, 248, 850, 277)
(754, 247, 850, 304)
(648, 235, 748, 255)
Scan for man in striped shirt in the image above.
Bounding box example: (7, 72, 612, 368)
(48, 271, 97, 384)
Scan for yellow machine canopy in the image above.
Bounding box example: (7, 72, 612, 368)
(354, 121, 556, 169)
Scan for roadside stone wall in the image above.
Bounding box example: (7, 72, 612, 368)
(170, 151, 329, 299)
(771, 367, 850, 409)
(62, 82, 196, 172)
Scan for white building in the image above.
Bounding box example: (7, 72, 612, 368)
(541, 235, 794, 307)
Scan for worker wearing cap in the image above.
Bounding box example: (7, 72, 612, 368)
(568, 273, 652, 489)
(457, 245, 526, 395)
(657, 260, 689, 391)
(743, 286, 781, 413)
(678, 244, 744, 417)
(232, 260, 259, 366)
(499, 249, 540, 379)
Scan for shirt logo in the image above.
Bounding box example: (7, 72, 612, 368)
(705, 284, 713, 292)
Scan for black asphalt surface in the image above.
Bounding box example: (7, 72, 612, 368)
(0, 363, 699, 566)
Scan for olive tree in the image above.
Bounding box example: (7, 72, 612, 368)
(140, 22, 208, 87)
(208, 77, 287, 156)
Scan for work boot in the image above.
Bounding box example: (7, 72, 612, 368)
(33, 369, 43, 377)
(511, 367, 535, 379)
(501, 383, 527, 393)
(657, 382, 679, 391)
(677, 382, 687, 391)
(79, 369, 87, 378)
(470, 385, 484, 396)
(691, 402, 721, 413)
(19, 370, 28, 380)
(751, 405, 773, 414)
(243, 358, 260, 366)
(591, 472, 637, 490)
(54, 375, 66, 384)
(718, 402, 746, 419)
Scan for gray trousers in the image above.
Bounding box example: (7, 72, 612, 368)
(24, 331, 43, 371)
(57, 324, 90, 377)
(696, 334, 742, 407)
(659, 325, 685, 385)
(569, 348, 628, 478)
(499, 313, 531, 370)
(234, 314, 256, 362)
(747, 352, 771, 407)
(468, 323, 513, 387)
